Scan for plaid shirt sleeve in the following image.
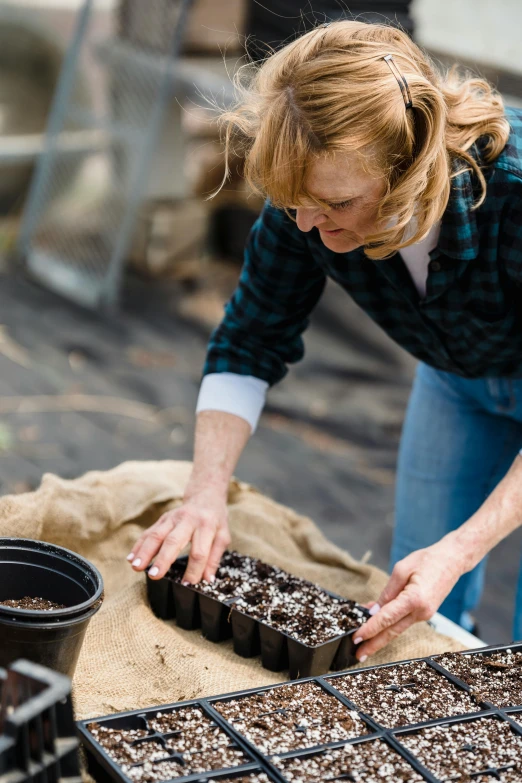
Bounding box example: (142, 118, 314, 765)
(499, 171, 522, 284)
(203, 201, 326, 386)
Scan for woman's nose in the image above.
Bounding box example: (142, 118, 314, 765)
(296, 207, 328, 233)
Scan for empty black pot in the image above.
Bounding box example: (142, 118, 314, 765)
(0, 538, 104, 677)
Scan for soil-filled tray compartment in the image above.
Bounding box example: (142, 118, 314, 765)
(209, 680, 374, 757)
(505, 708, 522, 731)
(273, 735, 429, 782)
(432, 643, 522, 709)
(0, 658, 80, 782)
(198, 772, 278, 782)
(147, 552, 369, 679)
(79, 701, 258, 783)
(325, 658, 486, 729)
(393, 713, 522, 782)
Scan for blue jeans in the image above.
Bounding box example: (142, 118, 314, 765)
(391, 362, 522, 639)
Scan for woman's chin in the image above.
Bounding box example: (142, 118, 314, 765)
(319, 231, 362, 253)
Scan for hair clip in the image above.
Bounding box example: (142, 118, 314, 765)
(383, 54, 413, 109)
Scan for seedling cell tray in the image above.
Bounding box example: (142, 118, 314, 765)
(79, 643, 522, 783)
(430, 641, 522, 710)
(0, 658, 81, 783)
(146, 552, 370, 679)
(270, 734, 434, 782)
(324, 656, 489, 730)
(391, 711, 522, 782)
(78, 697, 288, 783)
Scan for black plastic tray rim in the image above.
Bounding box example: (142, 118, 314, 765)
(78, 698, 280, 783)
(78, 643, 522, 783)
(429, 639, 522, 711)
(147, 556, 369, 679)
(323, 655, 496, 730)
(1, 658, 80, 782)
(270, 733, 438, 783)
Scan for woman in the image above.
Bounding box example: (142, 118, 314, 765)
(128, 21, 522, 662)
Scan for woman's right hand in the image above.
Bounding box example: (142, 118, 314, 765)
(127, 488, 231, 584)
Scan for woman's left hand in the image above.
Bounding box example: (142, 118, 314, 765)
(353, 537, 466, 662)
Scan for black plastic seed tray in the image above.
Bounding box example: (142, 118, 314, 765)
(147, 555, 369, 679)
(270, 733, 435, 782)
(192, 771, 279, 782)
(429, 641, 522, 710)
(323, 655, 489, 731)
(0, 658, 80, 783)
(206, 678, 380, 760)
(78, 644, 522, 783)
(77, 698, 280, 783)
(390, 711, 522, 783)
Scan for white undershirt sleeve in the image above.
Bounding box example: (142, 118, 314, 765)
(196, 372, 269, 433)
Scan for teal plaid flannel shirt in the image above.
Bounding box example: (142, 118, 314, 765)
(204, 106, 522, 384)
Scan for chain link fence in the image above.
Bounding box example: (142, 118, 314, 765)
(17, 0, 193, 310)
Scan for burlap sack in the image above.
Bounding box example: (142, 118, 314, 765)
(0, 460, 464, 720)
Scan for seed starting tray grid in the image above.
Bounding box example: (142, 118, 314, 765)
(78, 642, 522, 783)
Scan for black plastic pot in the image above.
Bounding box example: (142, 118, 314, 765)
(0, 537, 104, 677)
(147, 555, 368, 679)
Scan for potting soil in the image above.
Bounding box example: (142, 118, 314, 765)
(213, 680, 369, 754)
(436, 649, 522, 708)
(0, 596, 66, 610)
(168, 550, 367, 645)
(0, 459, 465, 720)
(326, 660, 481, 727)
(273, 738, 425, 782)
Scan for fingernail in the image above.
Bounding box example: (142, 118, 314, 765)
(210, 575, 216, 583)
(359, 654, 368, 663)
(149, 566, 159, 577)
(132, 558, 141, 567)
(126, 553, 135, 561)
(369, 603, 381, 616)
(353, 636, 363, 645)
(182, 581, 191, 587)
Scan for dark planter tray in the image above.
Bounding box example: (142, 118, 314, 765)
(270, 734, 435, 782)
(391, 711, 522, 783)
(0, 658, 80, 783)
(146, 555, 369, 679)
(324, 656, 489, 730)
(78, 644, 522, 783)
(193, 771, 279, 782)
(430, 641, 522, 710)
(77, 698, 277, 783)
(206, 679, 379, 758)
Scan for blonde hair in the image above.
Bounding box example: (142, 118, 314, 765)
(219, 20, 510, 260)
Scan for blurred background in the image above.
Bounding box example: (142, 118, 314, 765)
(1, 0, 521, 642)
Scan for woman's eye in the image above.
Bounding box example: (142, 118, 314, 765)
(330, 200, 354, 210)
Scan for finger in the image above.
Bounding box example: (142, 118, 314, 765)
(377, 561, 411, 607)
(183, 523, 216, 584)
(354, 592, 413, 644)
(148, 520, 195, 580)
(356, 613, 415, 662)
(130, 516, 174, 571)
(202, 529, 231, 582)
(126, 516, 168, 561)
